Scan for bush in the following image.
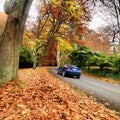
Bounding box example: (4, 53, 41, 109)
(86, 52, 114, 70)
(69, 46, 93, 67)
(83, 67, 120, 81)
(19, 47, 33, 68)
(114, 56, 120, 74)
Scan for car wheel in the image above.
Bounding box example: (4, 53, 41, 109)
(62, 71, 66, 77)
(77, 75, 80, 79)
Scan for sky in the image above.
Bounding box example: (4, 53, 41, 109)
(88, 13, 111, 33)
(88, 15, 108, 32)
(0, 0, 4, 12)
(87, 1, 110, 33)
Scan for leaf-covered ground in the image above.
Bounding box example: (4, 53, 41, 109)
(0, 67, 120, 120)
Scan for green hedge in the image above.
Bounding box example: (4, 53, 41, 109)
(19, 47, 33, 68)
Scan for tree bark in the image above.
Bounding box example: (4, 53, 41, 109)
(0, 0, 33, 85)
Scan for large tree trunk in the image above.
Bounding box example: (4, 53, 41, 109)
(43, 40, 58, 66)
(0, 0, 33, 85)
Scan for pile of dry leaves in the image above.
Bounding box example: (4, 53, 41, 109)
(0, 67, 120, 120)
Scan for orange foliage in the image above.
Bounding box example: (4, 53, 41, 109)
(0, 12, 8, 34)
(69, 33, 87, 46)
(82, 27, 111, 54)
(67, 25, 86, 46)
(76, 24, 84, 37)
(48, 4, 68, 21)
(0, 12, 8, 24)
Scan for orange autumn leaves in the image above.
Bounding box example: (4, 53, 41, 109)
(48, 0, 84, 22)
(0, 67, 120, 119)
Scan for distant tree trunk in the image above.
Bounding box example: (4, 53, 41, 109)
(38, 45, 47, 66)
(0, 0, 33, 85)
(57, 49, 60, 67)
(99, 65, 104, 70)
(87, 65, 90, 71)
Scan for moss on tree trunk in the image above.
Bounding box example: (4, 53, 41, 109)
(0, 0, 33, 85)
(0, 17, 19, 84)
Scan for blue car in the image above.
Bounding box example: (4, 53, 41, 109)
(57, 64, 81, 79)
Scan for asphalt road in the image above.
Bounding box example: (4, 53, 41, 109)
(50, 67, 120, 113)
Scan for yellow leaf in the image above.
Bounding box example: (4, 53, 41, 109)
(22, 109, 30, 115)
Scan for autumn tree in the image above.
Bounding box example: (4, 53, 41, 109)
(0, 0, 33, 84)
(21, 0, 89, 67)
(32, 0, 88, 66)
(95, 0, 120, 39)
(82, 27, 111, 55)
(92, 0, 120, 71)
(90, 0, 120, 51)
